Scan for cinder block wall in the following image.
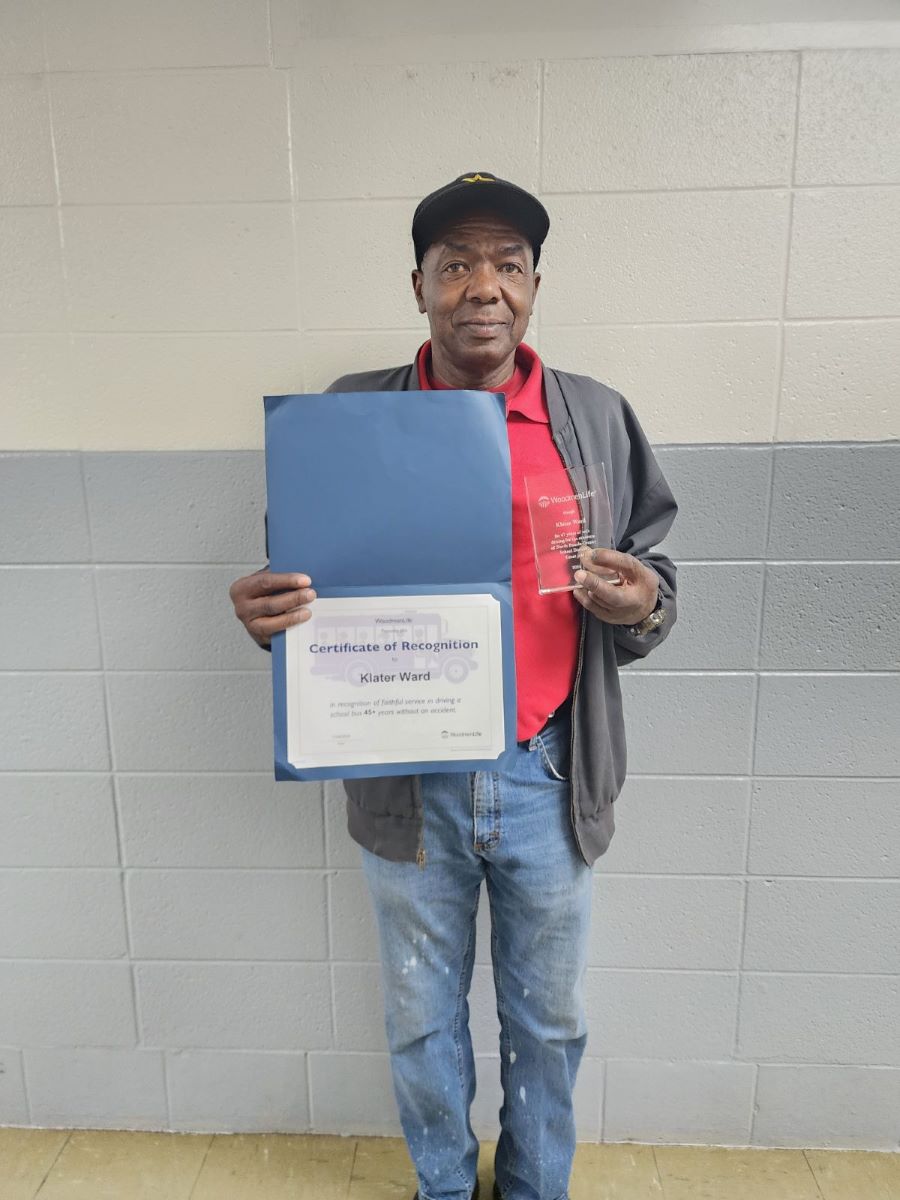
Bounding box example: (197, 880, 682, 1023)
(1, 0, 899, 1149)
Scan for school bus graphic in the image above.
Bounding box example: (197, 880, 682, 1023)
(309, 609, 479, 686)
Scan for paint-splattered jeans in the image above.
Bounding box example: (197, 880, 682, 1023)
(360, 704, 594, 1200)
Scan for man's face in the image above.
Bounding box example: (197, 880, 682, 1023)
(411, 212, 541, 383)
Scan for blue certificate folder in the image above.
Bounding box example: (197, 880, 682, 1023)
(264, 389, 517, 782)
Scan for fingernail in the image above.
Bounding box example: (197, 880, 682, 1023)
(573, 569, 587, 583)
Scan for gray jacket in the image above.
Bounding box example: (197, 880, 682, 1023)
(321, 361, 679, 868)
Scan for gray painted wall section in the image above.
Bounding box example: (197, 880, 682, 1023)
(0, 444, 898, 1148)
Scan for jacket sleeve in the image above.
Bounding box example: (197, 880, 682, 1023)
(611, 395, 679, 667)
(257, 512, 272, 654)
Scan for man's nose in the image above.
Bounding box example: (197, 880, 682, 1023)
(465, 263, 502, 303)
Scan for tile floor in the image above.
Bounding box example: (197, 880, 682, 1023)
(1, 1129, 899, 1199)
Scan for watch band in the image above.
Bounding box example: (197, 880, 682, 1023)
(626, 589, 666, 637)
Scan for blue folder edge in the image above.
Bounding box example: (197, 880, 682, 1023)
(271, 582, 518, 782)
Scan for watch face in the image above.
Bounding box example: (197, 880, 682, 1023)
(636, 609, 665, 634)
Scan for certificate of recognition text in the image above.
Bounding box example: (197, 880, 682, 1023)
(286, 594, 506, 769)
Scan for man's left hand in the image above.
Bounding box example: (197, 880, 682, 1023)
(572, 546, 659, 626)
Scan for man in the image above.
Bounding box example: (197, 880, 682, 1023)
(230, 172, 678, 1200)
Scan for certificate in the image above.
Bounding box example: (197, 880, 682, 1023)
(286, 594, 505, 768)
(264, 388, 516, 780)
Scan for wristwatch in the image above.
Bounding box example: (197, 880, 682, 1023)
(626, 589, 666, 637)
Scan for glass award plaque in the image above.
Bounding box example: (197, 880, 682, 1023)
(524, 461, 616, 594)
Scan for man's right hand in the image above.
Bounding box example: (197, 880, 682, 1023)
(229, 570, 316, 649)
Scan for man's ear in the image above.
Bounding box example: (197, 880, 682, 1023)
(411, 269, 427, 314)
(530, 271, 541, 313)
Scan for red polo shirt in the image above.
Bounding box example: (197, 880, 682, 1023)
(416, 340, 580, 740)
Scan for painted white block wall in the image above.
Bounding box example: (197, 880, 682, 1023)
(0, 0, 898, 1150)
(0, 7, 898, 447)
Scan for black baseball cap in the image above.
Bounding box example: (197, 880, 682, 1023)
(412, 171, 550, 269)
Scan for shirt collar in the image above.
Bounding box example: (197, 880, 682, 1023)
(415, 339, 547, 423)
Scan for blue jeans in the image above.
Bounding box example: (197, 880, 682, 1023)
(360, 705, 593, 1200)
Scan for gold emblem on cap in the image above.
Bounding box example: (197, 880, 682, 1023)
(462, 174, 495, 183)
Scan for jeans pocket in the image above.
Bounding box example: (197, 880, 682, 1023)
(535, 722, 571, 783)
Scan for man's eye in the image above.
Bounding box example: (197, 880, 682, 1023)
(500, 262, 523, 273)
(444, 262, 466, 273)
